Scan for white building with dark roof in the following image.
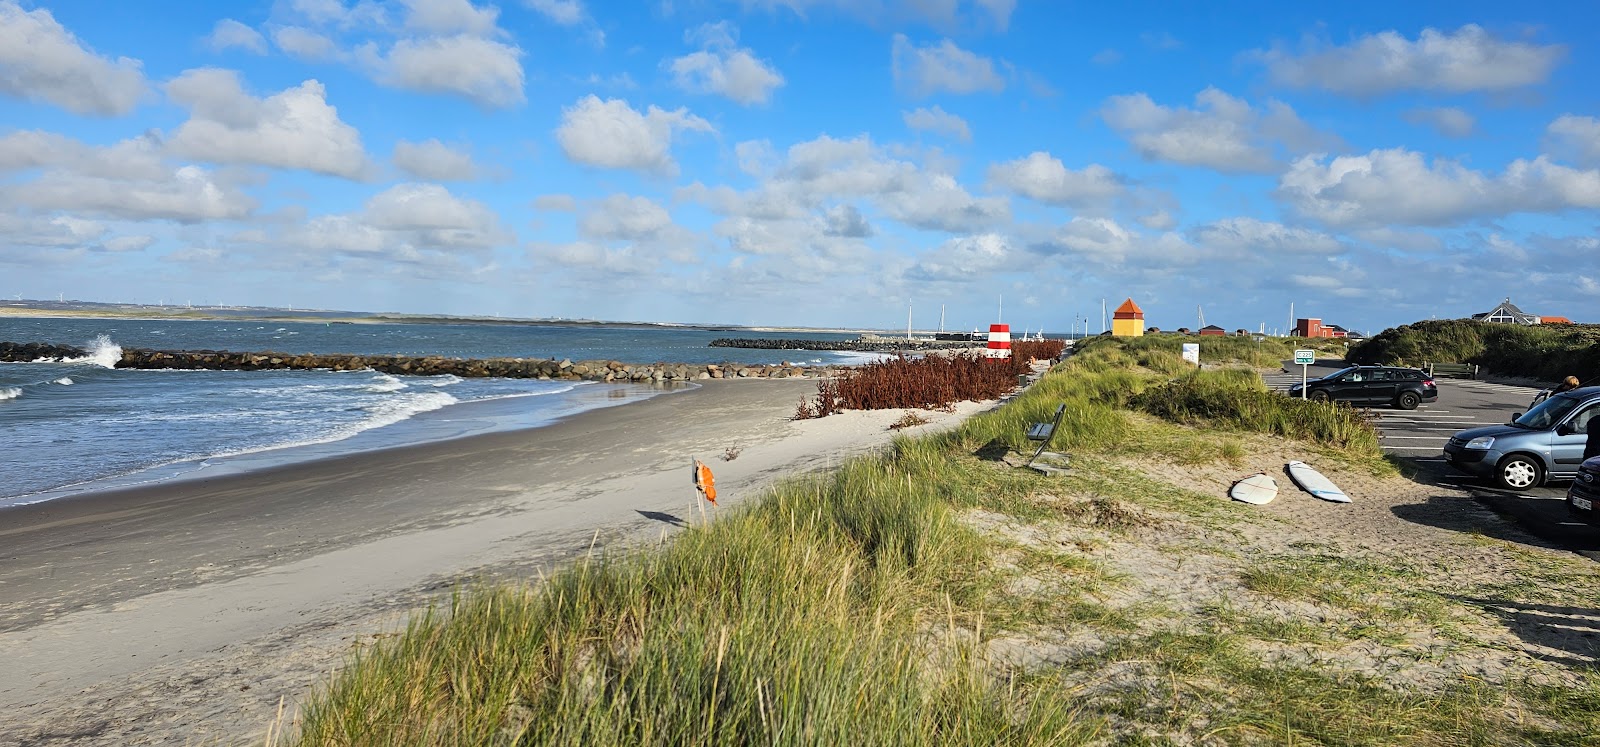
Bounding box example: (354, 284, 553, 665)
(1471, 298, 1540, 325)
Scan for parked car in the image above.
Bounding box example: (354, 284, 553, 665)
(1286, 365, 1438, 410)
(1568, 456, 1600, 526)
(1443, 387, 1600, 490)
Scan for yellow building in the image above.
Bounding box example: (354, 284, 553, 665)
(1112, 298, 1145, 337)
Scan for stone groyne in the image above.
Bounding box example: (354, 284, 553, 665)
(709, 337, 975, 352)
(0, 341, 844, 382)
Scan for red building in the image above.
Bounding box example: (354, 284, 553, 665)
(1198, 325, 1227, 336)
(1294, 318, 1347, 338)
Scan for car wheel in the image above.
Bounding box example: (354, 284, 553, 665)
(1396, 391, 1420, 410)
(1496, 455, 1543, 490)
(1309, 390, 1330, 403)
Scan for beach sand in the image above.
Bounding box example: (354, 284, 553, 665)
(0, 379, 991, 746)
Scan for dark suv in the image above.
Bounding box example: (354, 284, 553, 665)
(1287, 365, 1438, 410)
(1569, 456, 1600, 525)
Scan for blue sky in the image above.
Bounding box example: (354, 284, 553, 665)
(2, 0, 1597, 334)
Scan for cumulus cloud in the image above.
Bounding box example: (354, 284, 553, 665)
(205, 19, 267, 54)
(1101, 87, 1333, 173)
(668, 22, 784, 105)
(902, 106, 971, 142)
(1251, 25, 1566, 95)
(0, 130, 166, 179)
(578, 194, 675, 240)
(365, 34, 525, 108)
(393, 138, 478, 180)
(5, 164, 256, 223)
(364, 182, 501, 238)
(1547, 115, 1600, 167)
(272, 26, 342, 61)
(988, 152, 1123, 207)
(555, 95, 714, 175)
(0, 0, 147, 116)
(164, 68, 371, 179)
(401, 0, 499, 35)
(1032, 217, 1194, 266)
(905, 233, 1019, 282)
(1190, 217, 1345, 256)
(1279, 148, 1600, 228)
(1403, 107, 1476, 138)
(891, 34, 1004, 97)
(820, 204, 872, 237)
(1136, 210, 1177, 231)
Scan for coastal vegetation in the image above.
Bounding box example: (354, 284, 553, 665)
(794, 340, 1065, 418)
(1348, 319, 1600, 382)
(285, 338, 1598, 746)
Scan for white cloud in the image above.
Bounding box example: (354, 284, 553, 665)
(205, 19, 267, 54)
(364, 182, 500, 236)
(905, 233, 1019, 282)
(393, 138, 478, 180)
(891, 34, 1004, 97)
(0, 0, 147, 116)
(525, 0, 584, 25)
(0, 130, 166, 179)
(165, 68, 371, 179)
(734, 139, 777, 177)
(366, 34, 525, 108)
(902, 106, 971, 142)
(578, 194, 675, 240)
(272, 26, 342, 61)
(555, 95, 714, 175)
(1190, 217, 1345, 256)
(1252, 25, 1566, 95)
(820, 204, 872, 237)
(401, 0, 499, 35)
(1032, 217, 1194, 266)
(6, 164, 256, 223)
(1547, 115, 1600, 167)
(1101, 88, 1333, 173)
(1403, 107, 1476, 138)
(1136, 210, 1176, 231)
(739, 0, 1014, 30)
(668, 22, 784, 105)
(988, 152, 1122, 206)
(1279, 148, 1600, 228)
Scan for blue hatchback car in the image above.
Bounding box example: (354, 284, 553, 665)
(1443, 386, 1600, 490)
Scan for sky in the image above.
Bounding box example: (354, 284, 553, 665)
(1, 0, 1597, 335)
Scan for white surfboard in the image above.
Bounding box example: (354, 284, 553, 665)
(1229, 473, 1278, 505)
(1286, 461, 1350, 503)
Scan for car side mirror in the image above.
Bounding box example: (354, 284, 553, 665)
(1511, 412, 1523, 421)
(1556, 423, 1574, 436)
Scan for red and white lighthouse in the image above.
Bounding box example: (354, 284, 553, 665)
(985, 324, 1011, 359)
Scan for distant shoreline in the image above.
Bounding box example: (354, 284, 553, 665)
(0, 304, 878, 335)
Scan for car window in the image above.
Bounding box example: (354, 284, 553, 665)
(1572, 406, 1599, 434)
(1515, 395, 1582, 429)
(1370, 370, 1392, 381)
(1403, 370, 1423, 380)
(1347, 371, 1364, 382)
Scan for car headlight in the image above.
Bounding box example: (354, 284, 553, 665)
(1464, 436, 1495, 449)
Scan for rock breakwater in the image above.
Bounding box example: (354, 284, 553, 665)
(0, 341, 844, 382)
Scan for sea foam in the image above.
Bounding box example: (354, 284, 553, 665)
(60, 334, 122, 368)
(0, 387, 20, 401)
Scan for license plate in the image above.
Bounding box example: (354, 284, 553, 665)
(1575, 496, 1593, 511)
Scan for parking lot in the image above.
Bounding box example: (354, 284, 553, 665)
(1266, 360, 1599, 559)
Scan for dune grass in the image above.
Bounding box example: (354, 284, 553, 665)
(1348, 318, 1600, 381)
(285, 339, 1590, 746)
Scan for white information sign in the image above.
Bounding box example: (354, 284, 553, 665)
(1181, 343, 1200, 365)
(1294, 349, 1314, 398)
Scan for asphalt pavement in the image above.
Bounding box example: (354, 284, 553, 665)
(1265, 360, 1600, 561)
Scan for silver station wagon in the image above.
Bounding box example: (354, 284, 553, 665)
(1443, 386, 1600, 490)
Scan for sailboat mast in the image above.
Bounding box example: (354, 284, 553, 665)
(939, 304, 945, 333)
(907, 302, 913, 340)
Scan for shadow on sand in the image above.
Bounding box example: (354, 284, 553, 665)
(636, 509, 686, 527)
(1446, 595, 1600, 670)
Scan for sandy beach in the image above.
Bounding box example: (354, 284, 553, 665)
(0, 379, 989, 746)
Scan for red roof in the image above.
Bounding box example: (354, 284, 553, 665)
(1542, 316, 1573, 324)
(1112, 298, 1144, 319)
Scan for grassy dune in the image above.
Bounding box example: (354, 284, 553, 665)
(1348, 319, 1600, 382)
(285, 341, 1597, 746)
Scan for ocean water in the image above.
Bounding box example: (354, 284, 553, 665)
(0, 318, 873, 507)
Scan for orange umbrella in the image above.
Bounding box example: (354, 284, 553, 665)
(693, 458, 718, 506)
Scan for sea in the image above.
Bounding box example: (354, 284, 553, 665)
(0, 317, 872, 507)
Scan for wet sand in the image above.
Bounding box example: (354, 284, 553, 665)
(0, 379, 986, 745)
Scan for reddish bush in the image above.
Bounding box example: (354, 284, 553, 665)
(794, 342, 1064, 419)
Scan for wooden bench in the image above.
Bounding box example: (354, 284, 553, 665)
(1025, 403, 1069, 474)
(1425, 362, 1478, 379)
